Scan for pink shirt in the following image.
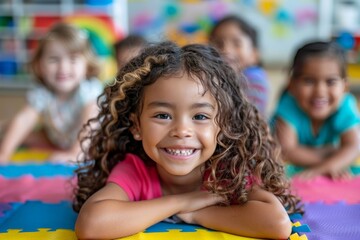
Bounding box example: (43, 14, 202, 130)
(107, 153, 255, 202)
(107, 153, 162, 201)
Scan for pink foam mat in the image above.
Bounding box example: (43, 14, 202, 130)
(0, 175, 76, 203)
(291, 175, 360, 204)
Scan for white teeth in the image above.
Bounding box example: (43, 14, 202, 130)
(165, 148, 194, 156)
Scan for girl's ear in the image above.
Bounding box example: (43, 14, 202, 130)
(129, 113, 142, 141)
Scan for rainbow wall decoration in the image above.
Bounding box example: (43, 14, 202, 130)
(65, 14, 124, 82)
(31, 13, 123, 82)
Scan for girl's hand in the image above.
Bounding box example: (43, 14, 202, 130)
(299, 166, 353, 180)
(298, 168, 324, 180)
(48, 151, 78, 164)
(326, 167, 353, 180)
(176, 211, 195, 224)
(175, 191, 224, 224)
(178, 190, 224, 214)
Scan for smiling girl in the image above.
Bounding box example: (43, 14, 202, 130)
(272, 41, 360, 179)
(0, 22, 103, 163)
(74, 41, 301, 240)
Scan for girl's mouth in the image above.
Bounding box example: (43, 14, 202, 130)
(164, 148, 196, 156)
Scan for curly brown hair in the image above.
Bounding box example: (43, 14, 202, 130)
(73, 41, 301, 214)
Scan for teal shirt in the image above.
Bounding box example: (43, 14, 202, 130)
(272, 91, 360, 147)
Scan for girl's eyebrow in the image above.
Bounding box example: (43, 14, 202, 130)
(146, 101, 215, 110)
(191, 102, 215, 110)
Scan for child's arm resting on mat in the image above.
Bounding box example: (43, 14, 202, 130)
(275, 118, 329, 166)
(302, 127, 360, 179)
(0, 105, 39, 163)
(177, 185, 292, 240)
(75, 183, 223, 240)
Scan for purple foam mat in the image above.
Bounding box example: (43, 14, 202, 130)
(302, 202, 360, 240)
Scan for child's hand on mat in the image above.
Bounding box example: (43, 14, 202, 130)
(49, 151, 78, 164)
(299, 166, 352, 181)
(176, 191, 224, 224)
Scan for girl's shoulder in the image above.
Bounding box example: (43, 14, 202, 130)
(26, 84, 53, 111)
(332, 93, 360, 133)
(77, 78, 104, 104)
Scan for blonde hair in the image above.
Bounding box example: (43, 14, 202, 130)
(30, 22, 99, 87)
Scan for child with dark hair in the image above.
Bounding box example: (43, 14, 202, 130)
(272, 40, 360, 179)
(113, 34, 148, 70)
(209, 15, 270, 117)
(74, 41, 300, 240)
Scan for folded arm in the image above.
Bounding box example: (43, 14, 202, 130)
(178, 185, 292, 239)
(307, 127, 360, 178)
(75, 183, 223, 239)
(275, 118, 325, 166)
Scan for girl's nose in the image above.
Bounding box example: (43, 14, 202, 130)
(59, 59, 70, 72)
(315, 82, 326, 95)
(169, 118, 193, 138)
(221, 42, 232, 56)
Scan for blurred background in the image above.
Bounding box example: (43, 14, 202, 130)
(1, 0, 360, 122)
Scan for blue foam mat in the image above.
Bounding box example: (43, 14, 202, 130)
(0, 163, 77, 178)
(0, 201, 77, 232)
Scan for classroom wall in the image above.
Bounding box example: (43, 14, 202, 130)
(2, 0, 360, 123)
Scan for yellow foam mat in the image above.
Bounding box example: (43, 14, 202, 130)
(0, 229, 262, 240)
(10, 149, 51, 162)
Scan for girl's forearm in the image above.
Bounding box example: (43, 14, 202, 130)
(76, 195, 185, 239)
(322, 144, 359, 172)
(192, 202, 292, 240)
(282, 146, 323, 167)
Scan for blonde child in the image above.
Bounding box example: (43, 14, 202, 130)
(209, 15, 270, 117)
(113, 34, 148, 70)
(0, 22, 103, 163)
(272, 41, 360, 179)
(73, 41, 301, 239)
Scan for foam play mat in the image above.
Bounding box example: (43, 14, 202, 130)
(13, 149, 360, 239)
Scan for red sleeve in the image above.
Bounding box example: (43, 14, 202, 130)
(107, 153, 162, 201)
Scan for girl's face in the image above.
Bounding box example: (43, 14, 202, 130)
(40, 39, 88, 97)
(211, 22, 258, 70)
(290, 56, 346, 123)
(133, 74, 220, 177)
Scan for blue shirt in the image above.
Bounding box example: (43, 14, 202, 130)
(243, 66, 270, 117)
(272, 91, 360, 147)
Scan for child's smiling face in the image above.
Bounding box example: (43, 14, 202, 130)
(290, 56, 346, 124)
(131, 73, 220, 177)
(211, 21, 258, 71)
(40, 39, 87, 97)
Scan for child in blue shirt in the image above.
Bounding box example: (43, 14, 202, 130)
(209, 15, 270, 117)
(272, 41, 360, 179)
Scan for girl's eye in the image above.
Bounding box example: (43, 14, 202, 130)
(155, 113, 171, 119)
(48, 56, 59, 62)
(327, 78, 340, 86)
(302, 78, 314, 85)
(193, 114, 209, 120)
(70, 55, 80, 63)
